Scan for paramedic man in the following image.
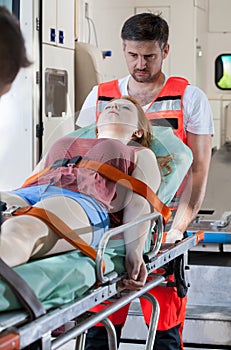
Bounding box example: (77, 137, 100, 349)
(0, 6, 31, 98)
(77, 13, 214, 350)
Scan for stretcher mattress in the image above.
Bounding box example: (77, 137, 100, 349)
(0, 243, 126, 312)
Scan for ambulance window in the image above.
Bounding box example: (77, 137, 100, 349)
(215, 54, 231, 90)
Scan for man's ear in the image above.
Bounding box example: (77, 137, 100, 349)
(163, 43, 170, 59)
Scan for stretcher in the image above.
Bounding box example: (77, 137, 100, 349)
(0, 125, 197, 349)
(0, 210, 204, 350)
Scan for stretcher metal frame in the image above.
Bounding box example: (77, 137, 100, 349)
(0, 212, 203, 350)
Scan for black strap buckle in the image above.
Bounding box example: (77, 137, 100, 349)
(50, 156, 82, 169)
(0, 201, 7, 227)
(0, 201, 7, 212)
(67, 156, 82, 167)
(50, 158, 69, 169)
(2, 205, 21, 217)
(0, 258, 46, 320)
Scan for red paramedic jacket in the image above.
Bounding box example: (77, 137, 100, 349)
(96, 76, 188, 143)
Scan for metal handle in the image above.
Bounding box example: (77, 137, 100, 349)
(96, 212, 163, 283)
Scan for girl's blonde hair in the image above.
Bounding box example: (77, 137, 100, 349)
(115, 96, 174, 176)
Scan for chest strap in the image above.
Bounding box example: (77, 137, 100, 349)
(22, 158, 171, 224)
(76, 159, 171, 223)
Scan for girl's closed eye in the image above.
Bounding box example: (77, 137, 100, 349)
(121, 105, 130, 110)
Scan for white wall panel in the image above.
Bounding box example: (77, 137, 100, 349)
(209, 0, 231, 33)
(0, 0, 39, 190)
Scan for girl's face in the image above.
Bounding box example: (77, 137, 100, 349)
(97, 99, 139, 139)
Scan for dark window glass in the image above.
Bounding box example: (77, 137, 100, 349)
(215, 54, 231, 90)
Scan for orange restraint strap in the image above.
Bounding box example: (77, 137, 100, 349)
(76, 159, 171, 224)
(22, 159, 172, 223)
(16, 159, 171, 266)
(13, 205, 103, 270)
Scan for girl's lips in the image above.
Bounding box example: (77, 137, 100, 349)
(108, 111, 119, 115)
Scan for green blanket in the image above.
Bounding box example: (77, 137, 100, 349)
(0, 244, 125, 312)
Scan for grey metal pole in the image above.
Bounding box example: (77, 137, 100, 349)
(101, 318, 118, 350)
(141, 293, 160, 350)
(51, 275, 165, 349)
(75, 332, 86, 350)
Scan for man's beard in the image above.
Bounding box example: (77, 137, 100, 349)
(131, 69, 154, 83)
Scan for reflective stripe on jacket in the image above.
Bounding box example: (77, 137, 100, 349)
(96, 76, 189, 143)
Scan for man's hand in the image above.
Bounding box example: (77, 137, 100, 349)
(165, 228, 184, 243)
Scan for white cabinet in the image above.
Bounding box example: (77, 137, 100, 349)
(42, 0, 75, 155)
(42, 0, 75, 49)
(42, 45, 75, 154)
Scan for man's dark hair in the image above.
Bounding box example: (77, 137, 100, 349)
(0, 6, 31, 85)
(121, 13, 169, 50)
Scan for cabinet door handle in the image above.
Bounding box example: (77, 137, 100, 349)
(50, 28, 56, 42)
(59, 30, 64, 44)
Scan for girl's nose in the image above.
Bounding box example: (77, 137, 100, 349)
(110, 103, 119, 110)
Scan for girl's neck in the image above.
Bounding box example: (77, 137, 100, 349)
(97, 131, 130, 145)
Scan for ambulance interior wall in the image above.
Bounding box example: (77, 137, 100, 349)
(77, 0, 231, 149)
